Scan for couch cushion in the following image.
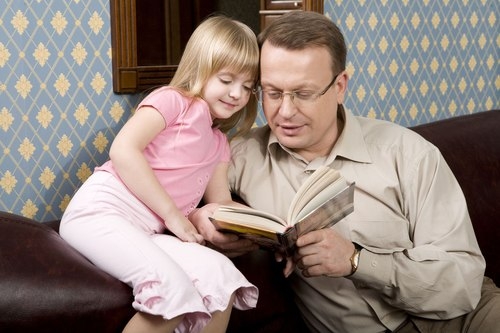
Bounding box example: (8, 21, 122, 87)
(0, 212, 134, 333)
(228, 250, 309, 333)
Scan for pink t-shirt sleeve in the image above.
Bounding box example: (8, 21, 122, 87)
(136, 87, 186, 127)
(138, 86, 231, 163)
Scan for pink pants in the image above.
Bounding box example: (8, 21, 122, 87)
(60, 171, 258, 333)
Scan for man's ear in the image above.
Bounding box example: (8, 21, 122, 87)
(335, 71, 349, 105)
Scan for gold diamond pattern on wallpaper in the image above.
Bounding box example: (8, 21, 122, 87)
(325, 0, 498, 123)
(0, 1, 140, 221)
(0, 0, 498, 222)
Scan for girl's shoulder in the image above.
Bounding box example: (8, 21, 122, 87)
(139, 86, 190, 106)
(138, 87, 200, 125)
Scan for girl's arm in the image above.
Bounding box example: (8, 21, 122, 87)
(190, 161, 258, 256)
(203, 162, 237, 205)
(109, 106, 203, 243)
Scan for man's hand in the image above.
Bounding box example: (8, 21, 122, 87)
(276, 252, 296, 278)
(294, 228, 355, 277)
(189, 204, 259, 257)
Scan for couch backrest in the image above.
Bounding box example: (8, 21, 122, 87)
(410, 110, 499, 283)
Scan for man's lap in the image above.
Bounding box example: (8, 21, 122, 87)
(394, 277, 500, 333)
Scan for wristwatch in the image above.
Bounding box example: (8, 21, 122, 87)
(348, 243, 362, 276)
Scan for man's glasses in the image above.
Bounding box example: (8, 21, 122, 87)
(254, 73, 340, 108)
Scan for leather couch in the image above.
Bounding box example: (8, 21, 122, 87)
(1, 110, 498, 333)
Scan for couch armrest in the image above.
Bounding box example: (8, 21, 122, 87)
(0, 212, 134, 333)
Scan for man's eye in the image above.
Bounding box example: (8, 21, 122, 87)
(294, 91, 314, 99)
(265, 91, 282, 99)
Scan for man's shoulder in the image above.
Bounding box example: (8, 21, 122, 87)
(230, 125, 271, 153)
(354, 115, 438, 161)
(356, 116, 426, 143)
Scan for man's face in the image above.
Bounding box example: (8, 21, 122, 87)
(259, 42, 347, 161)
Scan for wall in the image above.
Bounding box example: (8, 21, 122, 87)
(324, 0, 498, 123)
(0, 0, 140, 221)
(0, 0, 498, 221)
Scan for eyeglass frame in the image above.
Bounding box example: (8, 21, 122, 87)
(253, 72, 341, 107)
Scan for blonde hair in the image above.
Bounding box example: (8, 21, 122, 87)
(170, 15, 259, 137)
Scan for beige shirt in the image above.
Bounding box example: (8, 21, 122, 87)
(228, 109, 485, 333)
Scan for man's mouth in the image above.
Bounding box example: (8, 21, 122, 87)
(279, 124, 303, 135)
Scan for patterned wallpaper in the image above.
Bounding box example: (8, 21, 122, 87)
(0, 0, 140, 221)
(324, 0, 499, 124)
(0, 0, 499, 221)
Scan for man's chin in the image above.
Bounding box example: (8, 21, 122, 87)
(276, 134, 304, 150)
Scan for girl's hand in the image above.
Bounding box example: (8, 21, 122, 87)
(189, 204, 259, 257)
(165, 213, 205, 245)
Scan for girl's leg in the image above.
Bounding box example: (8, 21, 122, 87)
(123, 312, 183, 333)
(150, 235, 258, 332)
(62, 214, 208, 331)
(60, 173, 210, 332)
(200, 293, 235, 333)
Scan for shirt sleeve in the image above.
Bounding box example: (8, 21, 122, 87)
(352, 146, 485, 319)
(137, 87, 186, 126)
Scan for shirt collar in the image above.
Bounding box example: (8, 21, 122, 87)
(266, 106, 372, 164)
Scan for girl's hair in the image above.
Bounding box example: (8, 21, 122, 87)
(170, 15, 259, 138)
(257, 11, 347, 77)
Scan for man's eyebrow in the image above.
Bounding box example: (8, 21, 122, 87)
(260, 82, 312, 90)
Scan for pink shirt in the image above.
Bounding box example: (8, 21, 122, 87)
(97, 87, 230, 217)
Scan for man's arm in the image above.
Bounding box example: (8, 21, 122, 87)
(295, 149, 485, 319)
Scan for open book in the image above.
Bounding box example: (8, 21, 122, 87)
(210, 166, 355, 255)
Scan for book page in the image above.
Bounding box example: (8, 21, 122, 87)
(211, 205, 287, 232)
(209, 218, 281, 240)
(293, 182, 355, 235)
(293, 177, 349, 223)
(287, 166, 340, 222)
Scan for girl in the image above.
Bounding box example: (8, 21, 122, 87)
(60, 16, 259, 333)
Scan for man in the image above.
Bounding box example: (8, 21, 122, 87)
(191, 10, 499, 333)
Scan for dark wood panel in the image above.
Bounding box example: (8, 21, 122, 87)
(111, 0, 215, 93)
(111, 0, 322, 93)
(259, 0, 323, 30)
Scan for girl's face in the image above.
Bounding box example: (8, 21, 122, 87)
(202, 69, 254, 120)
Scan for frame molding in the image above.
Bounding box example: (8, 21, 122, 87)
(110, 0, 324, 93)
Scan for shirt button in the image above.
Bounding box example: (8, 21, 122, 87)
(371, 260, 377, 267)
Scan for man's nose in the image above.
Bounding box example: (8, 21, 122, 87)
(278, 94, 297, 118)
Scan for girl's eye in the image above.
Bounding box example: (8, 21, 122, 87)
(219, 77, 232, 84)
(243, 85, 253, 91)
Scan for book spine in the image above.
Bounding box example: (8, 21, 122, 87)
(278, 228, 299, 256)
